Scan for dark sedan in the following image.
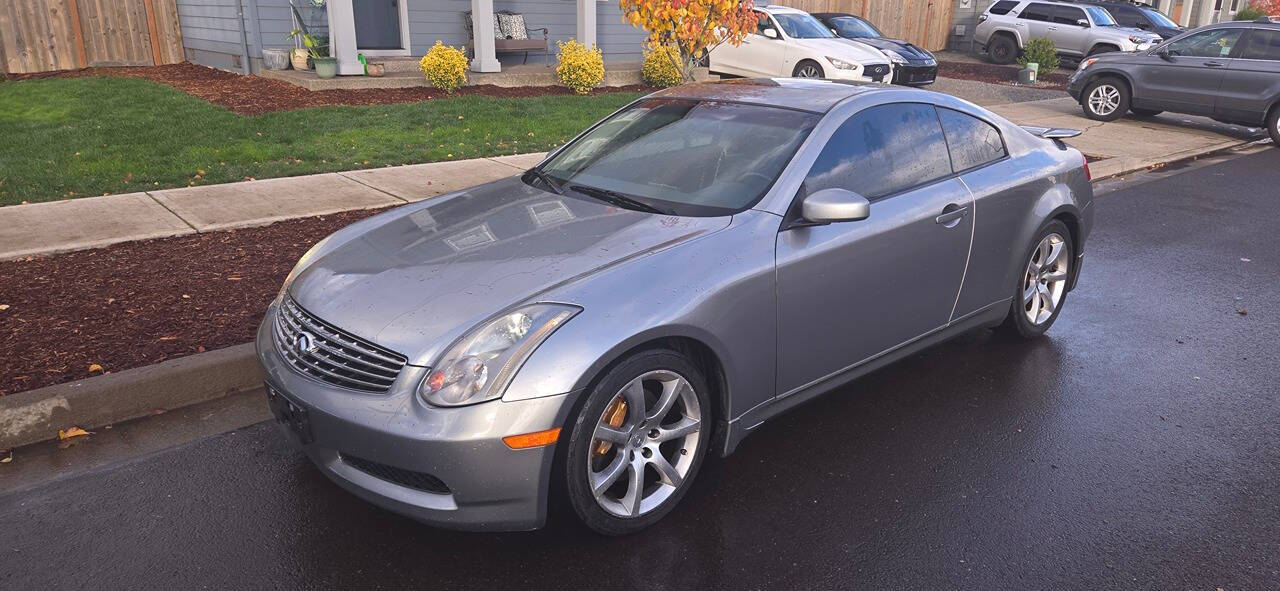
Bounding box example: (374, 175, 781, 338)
(812, 12, 938, 85)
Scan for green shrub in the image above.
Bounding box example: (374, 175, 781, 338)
(556, 40, 605, 94)
(1235, 6, 1267, 20)
(642, 45, 684, 87)
(1018, 36, 1060, 73)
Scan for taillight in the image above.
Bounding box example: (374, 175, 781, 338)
(978, 14, 988, 22)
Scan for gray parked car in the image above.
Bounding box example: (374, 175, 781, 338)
(257, 79, 1095, 535)
(1068, 19, 1280, 145)
(976, 0, 1163, 65)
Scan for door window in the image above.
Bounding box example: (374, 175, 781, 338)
(1019, 3, 1054, 21)
(1239, 29, 1280, 61)
(804, 103, 952, 200)
(1053, 6, 1088, 25)
(754, 11, 775, 35)
(1165, 28, 1244, 58)
(937, 108, 1007, 173)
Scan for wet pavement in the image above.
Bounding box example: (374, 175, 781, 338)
(3, 151, 1278, 589)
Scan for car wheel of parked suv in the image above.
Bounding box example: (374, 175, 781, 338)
(564, 348, 712, 535)
(793, 60, 824, 78)
(988, 34, 1017, 65)
(1082, 77, 1130, 122)
(1000, 220, 1074, 339)
(1268, 107, 1280, 148)
(1130, 108, 1162, 118)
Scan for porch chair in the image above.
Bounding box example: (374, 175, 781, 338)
(463, 10, 550, 66)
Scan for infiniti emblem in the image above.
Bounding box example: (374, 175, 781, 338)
(295, 331, 318, 354)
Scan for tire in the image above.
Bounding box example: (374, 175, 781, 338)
(563, 348, 713, 536)
(988, 35, 1018, 65)
(1129, 107, 1163, 117)
(1087, 44, 1119, 57)
(1081, 77, 1130, 122)
(1267, 106, 1280, 148)
(793, 60, 824, 78)
(999, 220, 1074, 339)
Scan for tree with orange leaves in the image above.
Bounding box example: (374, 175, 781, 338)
(619, 0, 759, 82)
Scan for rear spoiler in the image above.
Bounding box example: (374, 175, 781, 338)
(1020, 125, 1082, 139)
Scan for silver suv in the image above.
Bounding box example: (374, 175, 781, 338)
(975, 0, 1164, 65)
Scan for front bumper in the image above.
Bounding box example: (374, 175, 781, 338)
(891, 61, 937, 86)
(255, 307, 576, 531)
(826, 62, 893, 83)
(1067, 69, 1087, 101)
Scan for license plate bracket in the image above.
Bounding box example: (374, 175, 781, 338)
(266, 383, 313, 444)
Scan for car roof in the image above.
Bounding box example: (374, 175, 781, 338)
(648, 78, 910, 114)
(756, 4, 807, 14)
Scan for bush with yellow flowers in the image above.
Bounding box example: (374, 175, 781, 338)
(641, 45, 683, 88)
(419, 40, 468, 92)
(555, 40, 604, 94)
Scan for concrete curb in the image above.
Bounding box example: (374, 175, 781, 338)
(0, 343, 262, 451)
(1089, 138, 1259, 181)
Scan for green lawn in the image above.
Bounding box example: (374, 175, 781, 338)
(0, 76, 643, 205)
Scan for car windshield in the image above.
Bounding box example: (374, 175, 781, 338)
(773, 13, 836, 39)
(534, 98, 820, 216)
(1141, 7, 1178, 28)
(830, 16, 882, 38)
(1085, 5, 1118, 26)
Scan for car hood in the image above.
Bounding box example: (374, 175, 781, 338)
(845, 37, 934, 61)
(1111, 26, 1163, 43)
(288, 177, 731, 366)
(791, 37, 889, 63)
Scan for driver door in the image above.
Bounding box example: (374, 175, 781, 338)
(774, 103, 974, 395)
(1134, 28, 1244, 115)
(713, 11, 787, 77)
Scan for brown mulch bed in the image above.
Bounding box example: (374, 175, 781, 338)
(4, 62, 651, 116)
(0, 209, 392, 396)
(939, 61, 1070, 91)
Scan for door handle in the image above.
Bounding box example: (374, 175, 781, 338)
(1204, 60, 1225, 68)
(935, 205, 970, 228)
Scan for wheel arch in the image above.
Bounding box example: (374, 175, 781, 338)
(1087, 42, 1121, 55)
(990, 28, 1024, 49)
(1081, 70, 1135, 102)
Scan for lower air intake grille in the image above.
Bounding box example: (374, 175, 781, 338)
(341, 454, 451, 494)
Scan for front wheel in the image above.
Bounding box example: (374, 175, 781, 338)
(1081, 78, 1130, 122)
(563, 349, 712, 535)
(999, 220, 1074, 339)
(792, 60, 824, 78)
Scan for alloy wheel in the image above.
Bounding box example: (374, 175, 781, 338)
(587, 370, 701, 519)
(1022, 232, 1070, 325)
(1088, 84, 1121, 117)
(796, 64, 821, 78)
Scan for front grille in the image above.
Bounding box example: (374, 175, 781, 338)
(274, 297, 407, 392)
(341, 454, 450, 494)
(867, 64, 891, 77)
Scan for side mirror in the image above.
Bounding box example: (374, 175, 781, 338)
(1157, 47, 1173, 60)
(763, 28, 779, 39)
(831, 28, 839, 35)
(800, 188, 870, 224)
(1076, 18, 1090, 27)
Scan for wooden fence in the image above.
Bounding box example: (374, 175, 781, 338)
(0, 0, 184, 74)
(784, 0, 954, 52)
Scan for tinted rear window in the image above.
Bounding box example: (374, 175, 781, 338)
(988, 0, 1019, 15)
(937, 108, 1007, 173)
(1020, 3, 1054, 21)
(1240, 29, 1280, 61)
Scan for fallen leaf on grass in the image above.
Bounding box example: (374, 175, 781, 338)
(0, 450, 11, 463)
(58, 426, 92, 440)
(0, 304, 9, 311)
(88, 363, 103, 373)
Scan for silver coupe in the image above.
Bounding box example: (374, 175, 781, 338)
(256, 78, 1094, 535)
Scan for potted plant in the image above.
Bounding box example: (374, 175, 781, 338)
(287, 29, 335, 76)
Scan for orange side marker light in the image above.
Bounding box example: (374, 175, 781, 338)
(503, 427, 562, 450)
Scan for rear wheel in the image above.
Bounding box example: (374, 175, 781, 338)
(1130, 107, 1163, 117)
(793, 60, 824, 78)
(1081, 77, 1129, 122)
(999, 220, 1074, 339)
(564, 349, 712, 536)
(988, 35, 1018, 65)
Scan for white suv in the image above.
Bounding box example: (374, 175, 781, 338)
(709, 5, 894, 82)
(974, 0, 1163, 65)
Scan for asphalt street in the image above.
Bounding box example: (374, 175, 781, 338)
(2, 150, 1278, 590)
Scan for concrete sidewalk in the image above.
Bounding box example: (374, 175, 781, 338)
(0, 98, 1265, 262)
(0, 152, 546, 261)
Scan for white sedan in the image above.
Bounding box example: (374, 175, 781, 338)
(710, 5, 893, 82)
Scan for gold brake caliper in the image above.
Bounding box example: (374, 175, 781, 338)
(594, 396, 628, 456)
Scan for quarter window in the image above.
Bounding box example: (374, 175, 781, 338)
(804, 103, 953, 200)
(937, 108, 1007, 173)
(1240, 29, 1280, 61)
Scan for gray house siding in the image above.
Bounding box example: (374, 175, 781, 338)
(178, 0, 644, 74)
(949, 0, 986, 51)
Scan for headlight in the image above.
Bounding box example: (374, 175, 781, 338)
(420, 303, 580, 406)
(1078, 57, 1099, 71)
(882, 49, 908, 64)
(825, 56, 859, 70)
(1128, 35, 1148, 44)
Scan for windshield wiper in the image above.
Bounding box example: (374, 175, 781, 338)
(524, 168, 564, 195)
(568, 184, 668, 214)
